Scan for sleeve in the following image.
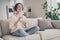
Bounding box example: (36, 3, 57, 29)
(20, 15, 28, 27)
(8, 15, 16, 30)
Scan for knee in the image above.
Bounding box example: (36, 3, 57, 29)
(33, 26, 40, 30)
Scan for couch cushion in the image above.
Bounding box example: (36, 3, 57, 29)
(38, 19, 53, 29)
(49, 37, 60, 40)
(25, 34, 40, 40)
(3, 34, 40, 40)
(1, 19, 10, 35)
(36, 29, 60, 40)
(52, 20, 60, 29)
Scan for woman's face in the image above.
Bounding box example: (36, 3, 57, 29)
(17, 4, 22, 12)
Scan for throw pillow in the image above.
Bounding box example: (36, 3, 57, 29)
(52, 20, 60, 29)
(38, 19, 53, 29)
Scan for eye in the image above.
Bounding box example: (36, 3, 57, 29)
(17, 6, 20, 8)
(19, 6, 20, 7)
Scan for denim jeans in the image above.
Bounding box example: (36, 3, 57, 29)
(11, 26, 40, 37)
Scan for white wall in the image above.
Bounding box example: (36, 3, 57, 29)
(0, 0, 46, 19)
(24, 0, 46, 18)
(0, 0, 3, 19)
(0, 0, 10, 19)
(0, 0, 24, 19)
(14, 0, 23, 4)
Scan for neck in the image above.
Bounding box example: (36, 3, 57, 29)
(15, 11, 22, 15)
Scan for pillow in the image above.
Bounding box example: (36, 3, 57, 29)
(38, 19, 53, 29)
(52, 20, 60, 29)
(25, 18, 38, 28)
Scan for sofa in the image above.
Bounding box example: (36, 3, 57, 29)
(0, 38, 3, 40)
(0, 20, 4, 40)
(0, 18, 60, 40)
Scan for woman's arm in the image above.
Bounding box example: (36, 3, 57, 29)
(14, 16, 22, 25)
(8, 15, 22, 31)
(21, 21, 27, 28)
(21, 16, 28, 28)
(8, 15, 17, 31)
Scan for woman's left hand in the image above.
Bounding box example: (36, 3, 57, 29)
(22, 21, 27, 28)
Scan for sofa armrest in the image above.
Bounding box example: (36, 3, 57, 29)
(0, 38, 3, 40)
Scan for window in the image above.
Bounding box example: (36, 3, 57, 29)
(47, 0, 60, 11)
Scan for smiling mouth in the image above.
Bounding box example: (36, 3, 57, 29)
(18, 9, 21, 11)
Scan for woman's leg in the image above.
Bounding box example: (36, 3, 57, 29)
(11, 29, 29, 37)
(25, 26, 40, 34)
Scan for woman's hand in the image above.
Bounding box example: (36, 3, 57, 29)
(23, 22, 27, 28)
(22, 21, 27, 28)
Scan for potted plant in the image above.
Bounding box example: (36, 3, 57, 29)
(42, 1, 60, 20)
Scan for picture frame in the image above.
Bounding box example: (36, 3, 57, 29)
(6, 5, 13, 19)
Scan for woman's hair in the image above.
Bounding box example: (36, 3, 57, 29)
(14, 3, 24, 11)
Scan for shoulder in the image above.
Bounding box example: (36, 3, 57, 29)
(10, 14, 15, 19)
(8, 14, 15, 20)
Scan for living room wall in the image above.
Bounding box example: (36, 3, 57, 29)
(0, 0, 10, 19)
(0, 0, 46, 19)
(24, 0, 46, 18)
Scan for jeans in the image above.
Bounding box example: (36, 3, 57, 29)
(11, 26, 40, 37)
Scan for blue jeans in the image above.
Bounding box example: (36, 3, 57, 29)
(11, 26, 40, 37)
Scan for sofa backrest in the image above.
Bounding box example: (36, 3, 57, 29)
(1, 19, 10, 35)
(25, 18, 38, 28)
(51, 20, 60, 29)
(38, 19, 60, 29)
(1, 18, 60, 36)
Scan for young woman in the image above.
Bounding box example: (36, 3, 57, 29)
(9, 3, 40, 37)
